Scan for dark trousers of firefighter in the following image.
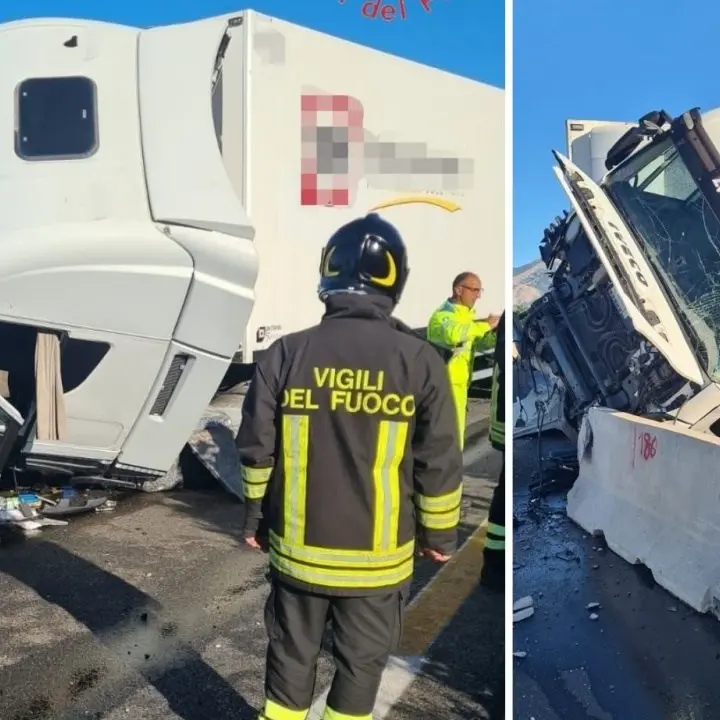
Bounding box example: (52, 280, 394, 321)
(264, 580, 403, 716)
(484, 458, 505, 567)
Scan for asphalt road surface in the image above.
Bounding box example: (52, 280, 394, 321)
(514, 433, 720, 720)
(0, 402, 503, 720)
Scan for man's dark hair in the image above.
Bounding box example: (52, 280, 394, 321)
(452, 271, 477, 289)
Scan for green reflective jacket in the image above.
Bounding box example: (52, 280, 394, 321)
(427, 301, 496, 389)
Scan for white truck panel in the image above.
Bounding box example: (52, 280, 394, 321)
(168, 225, 259, 358)
(566, 119, 634, 184)
(138, 14, 256, 240)
(117, 340, 233, 472)
(225, 12, 504, 358)
(0, 20, 150, 233)
(0, 222, 193, 338)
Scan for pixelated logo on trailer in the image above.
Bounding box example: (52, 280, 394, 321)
(300, 92, 474, 207)
(301, 94, 365, 207)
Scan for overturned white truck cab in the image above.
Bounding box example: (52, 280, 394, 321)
(519, 107, 720, 437)
(0, 14, 258, 491)
(0, 12, 503, 495)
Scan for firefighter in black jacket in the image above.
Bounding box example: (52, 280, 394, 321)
(236, 213, 464, 720)
(480, 310, 505, 591)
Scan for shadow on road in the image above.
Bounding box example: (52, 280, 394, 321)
(0, 540, 256, 720)
(391, 581, 504, 720)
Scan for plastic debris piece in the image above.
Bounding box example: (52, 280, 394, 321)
(36, 517, 69, 527)
(513, 596, 534, 612)
(586, 602, 601, 610)
(513, 606, 535, 623)
(513, 651, 528, 658)
(42, 495, 109, 517)
(95, 499, 118, 513)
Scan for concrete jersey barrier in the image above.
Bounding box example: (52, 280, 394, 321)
(568, 406, 720, 616)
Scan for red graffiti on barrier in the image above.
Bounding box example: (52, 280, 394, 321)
(339, 0, 440, 22)
(639, 432, 657, 461)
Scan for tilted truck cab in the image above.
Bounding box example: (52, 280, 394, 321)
(519, 107, 720, 437)
(0, 14, 258, 484)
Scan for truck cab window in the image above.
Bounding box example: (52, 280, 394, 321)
(15, 76, 98, 160)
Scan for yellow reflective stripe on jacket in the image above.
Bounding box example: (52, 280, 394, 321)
(262, 698, 308, 720)
(324, 707, 372, 720)
(373, 420, 408, 552)
(274, 414, 414, 588)
(283, 414, 310, 546)
(241, 466, 272, 500)
(270, 531, 414, 568)
(269, 548, 413, 588)
(414, 485, 462, 530)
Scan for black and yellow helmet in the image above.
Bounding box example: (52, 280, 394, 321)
(318, 213, 409, 304)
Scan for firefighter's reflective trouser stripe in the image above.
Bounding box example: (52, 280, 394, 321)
(489, 365, 504, 448)
(269, 414, 417, 589)
(261, 581, 402, 719)
(486, 523, 505, 551)
(484, 461, 505, 555)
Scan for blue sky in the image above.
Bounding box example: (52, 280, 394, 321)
(0, 0, 504, 87)
(514, 0, 720, 267)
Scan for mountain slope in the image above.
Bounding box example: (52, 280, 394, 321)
(513, 259, 550, 308)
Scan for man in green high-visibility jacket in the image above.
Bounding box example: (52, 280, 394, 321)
(427, 272, 500, 449)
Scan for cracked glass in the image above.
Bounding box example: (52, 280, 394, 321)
(605, 138, 720, 380)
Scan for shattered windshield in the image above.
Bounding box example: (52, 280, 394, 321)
(605, 138, 720, 380)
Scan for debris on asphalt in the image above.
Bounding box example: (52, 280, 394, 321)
(514, 595, 534, 612)
(513, 606, 535, 623)
(96, 499, 118, 513)
(513, 651, 528, 658)
(43, 495, 110, 517)
(0, 486, 116, 533)
(586, 602, 601, 610)
(513, 596, 535, 623)
(589, 613, 599, 621)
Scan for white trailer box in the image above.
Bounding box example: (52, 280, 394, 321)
(217, 11, 505, 360)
